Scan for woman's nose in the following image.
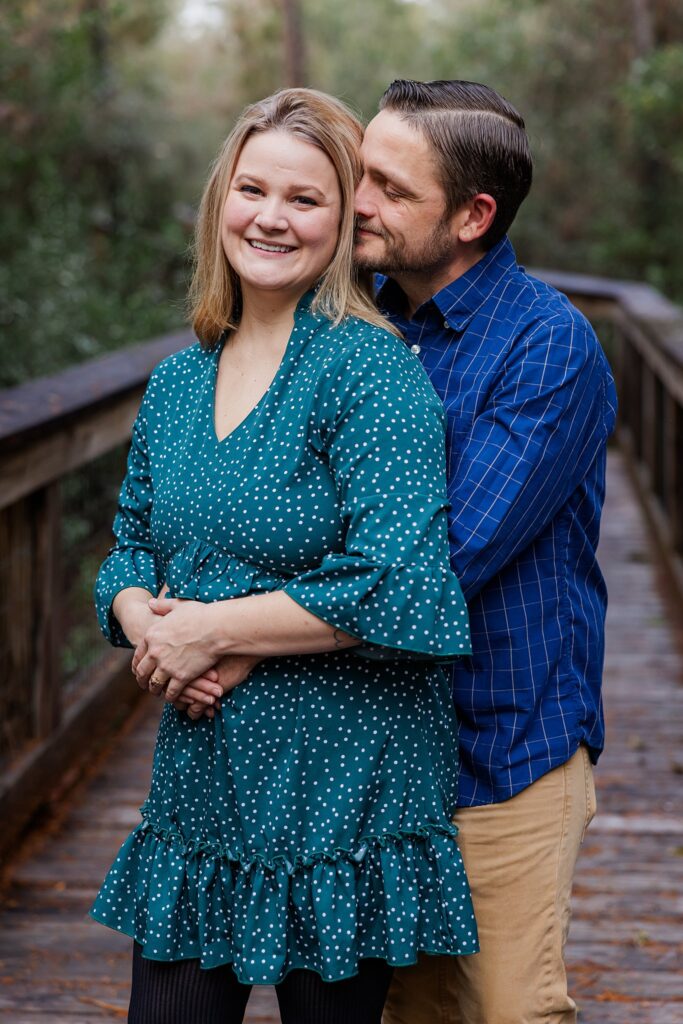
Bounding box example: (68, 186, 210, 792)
(254, 200, 288, 232)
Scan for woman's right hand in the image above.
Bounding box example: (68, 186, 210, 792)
(114, 589, 259, 716)
(112, 588, 181, 697)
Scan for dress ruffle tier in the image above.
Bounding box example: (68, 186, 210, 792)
(90, 817, 478, 983)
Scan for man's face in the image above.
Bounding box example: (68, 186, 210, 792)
(354, 110, 456, 275)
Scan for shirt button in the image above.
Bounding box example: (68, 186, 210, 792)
(410, 344, 421, 355)
(443, 320, 449, 329)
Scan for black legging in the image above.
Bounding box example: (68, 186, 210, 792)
(128, 942, 393, 1024)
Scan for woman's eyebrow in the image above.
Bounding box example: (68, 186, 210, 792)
(289, 183, 326, 198)
(233, 172, 326, 198)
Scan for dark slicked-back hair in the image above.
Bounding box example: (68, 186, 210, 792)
(379, 79, 532, 249)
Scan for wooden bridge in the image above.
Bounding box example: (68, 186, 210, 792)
(0, 272, 682, 1022)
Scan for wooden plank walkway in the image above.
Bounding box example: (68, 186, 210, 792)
(0, 448, 681, 1023)
(564, 452, 683, 1024)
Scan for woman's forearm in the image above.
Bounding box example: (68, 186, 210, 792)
(202, 590, 359, 659)
(136, 590, 360, 693)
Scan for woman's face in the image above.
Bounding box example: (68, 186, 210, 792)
(221, 129, 342, 301)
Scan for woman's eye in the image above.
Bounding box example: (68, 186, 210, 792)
(239, 185, 262, 196)
(293, 195, 318, 206)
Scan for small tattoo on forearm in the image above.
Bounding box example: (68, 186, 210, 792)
(333, 629, 348, 649)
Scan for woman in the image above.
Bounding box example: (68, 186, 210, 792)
(90, 88, 477, 1024)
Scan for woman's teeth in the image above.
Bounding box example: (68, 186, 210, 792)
(248, 241, 295, 253)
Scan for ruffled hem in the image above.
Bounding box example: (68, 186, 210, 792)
(90, 819, 479, 984)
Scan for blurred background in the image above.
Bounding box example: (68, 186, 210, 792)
(1, 6, 683, 1017)
(2, 0, 682, 388)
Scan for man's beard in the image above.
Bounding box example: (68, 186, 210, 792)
(354, 218, 454, 276)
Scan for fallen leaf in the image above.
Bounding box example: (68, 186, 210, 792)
(596, 991, 642, 1003)
(79, 995, 127, 1017)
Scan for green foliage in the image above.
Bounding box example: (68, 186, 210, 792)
(397, 0, 683, 299)
(305, 0, 432, 117)
(0, 0, 189, 386)
(619, 44, 683, 293)
(282, 0, 683, 299)
(1, 0, 682, 391)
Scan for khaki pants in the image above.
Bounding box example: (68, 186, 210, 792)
(383, 746, 597, 1024)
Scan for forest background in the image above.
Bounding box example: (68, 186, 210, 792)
(1, 0, 682, 387)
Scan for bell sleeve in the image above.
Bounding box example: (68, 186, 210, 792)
(94, 385, 161, 647)
(283, 329, 471, 660)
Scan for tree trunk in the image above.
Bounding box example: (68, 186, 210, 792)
(281, 0, 306, 87)
(631, 0, 654, 55)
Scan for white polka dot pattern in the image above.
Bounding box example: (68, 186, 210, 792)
(89, 294, 478, 982)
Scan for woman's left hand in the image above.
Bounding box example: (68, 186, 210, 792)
(133, 597, 220, 693)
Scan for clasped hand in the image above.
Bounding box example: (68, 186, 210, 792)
(133, 597, 258, 720)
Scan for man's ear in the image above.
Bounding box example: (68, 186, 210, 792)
(454, 194, 497, 245)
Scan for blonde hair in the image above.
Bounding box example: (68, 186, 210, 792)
(189, 88, 399, 345)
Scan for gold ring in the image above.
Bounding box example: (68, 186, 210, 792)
(149, 675, 164, 687)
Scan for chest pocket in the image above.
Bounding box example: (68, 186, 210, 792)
(445, 412, 474, 455)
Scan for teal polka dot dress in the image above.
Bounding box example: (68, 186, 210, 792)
(90, 294, 479, 983)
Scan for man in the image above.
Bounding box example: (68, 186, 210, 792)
(354, 80, 617, 1023)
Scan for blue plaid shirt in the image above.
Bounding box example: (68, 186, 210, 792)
(377, 237, 617, 806)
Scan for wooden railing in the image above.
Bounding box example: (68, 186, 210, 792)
(0, 271, 682, 864)
(535, 269, 683, 603)
(0, 329, 193, 865)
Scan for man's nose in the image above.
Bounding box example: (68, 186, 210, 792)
(354, 175, 376, 219)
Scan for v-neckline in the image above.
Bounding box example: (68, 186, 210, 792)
(210, 328, 291, 446)
(208, 289, 319, 446)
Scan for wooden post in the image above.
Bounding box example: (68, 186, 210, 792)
(0, 485, 62, 758)
(0, 499, 34, 759)
(640, 365, 656, 492)
(629, 345, 644, 462)
(31, 483, 62, 739)
(653, 376, 665, 504)
(663, 394, 683, 554)
(611, 321, 625, 422)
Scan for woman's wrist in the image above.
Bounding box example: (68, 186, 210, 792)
(202, 600, 242, 659)
(112, 587, 155, 647)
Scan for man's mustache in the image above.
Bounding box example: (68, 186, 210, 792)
(354, 216, 388, 240)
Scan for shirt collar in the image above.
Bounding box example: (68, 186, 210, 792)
(377, 236, 518, 332)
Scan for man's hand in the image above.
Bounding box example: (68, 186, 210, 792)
(171, 654, 262, 720)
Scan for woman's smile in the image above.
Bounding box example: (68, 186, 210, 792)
(246, 238, 297, 254)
